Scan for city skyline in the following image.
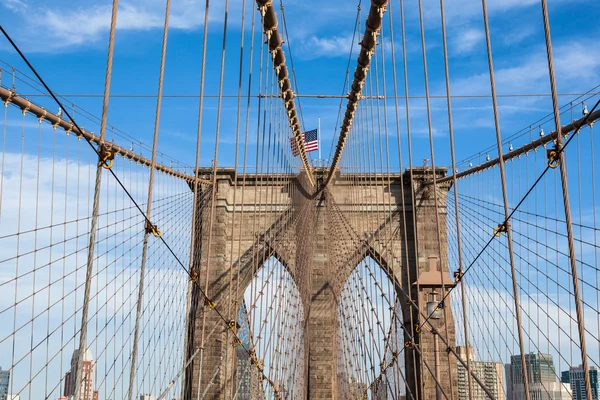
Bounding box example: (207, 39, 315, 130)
(561, 364, 600, 400)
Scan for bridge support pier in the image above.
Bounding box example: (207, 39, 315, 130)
(182, 168, 457, 400)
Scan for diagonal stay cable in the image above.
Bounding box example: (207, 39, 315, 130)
(419, 98, 600, 332)
(0, 27, 286, 395)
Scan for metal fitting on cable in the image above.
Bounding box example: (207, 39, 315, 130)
(99, 144, 115, 169)
(144, 221, 161, 237)
(453, 270, 463, 283)
(493, 223, 508, 237)
(547, 145, 561, 169)
(3, 89, 14, 107)
(205, 298, 216, 309)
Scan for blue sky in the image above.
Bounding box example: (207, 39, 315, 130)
(1, 0, 599, 172)
(1, 1, 600, 398)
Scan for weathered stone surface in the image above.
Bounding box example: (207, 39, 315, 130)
(183, 168, 456, 400)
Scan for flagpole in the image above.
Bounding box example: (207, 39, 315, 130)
(318, 117, 321, 167)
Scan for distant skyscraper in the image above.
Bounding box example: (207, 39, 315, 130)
(456, 346, 504, 399)
(506, 353, 571, 400)
(561, 365, 599, 400)
(63, 348, 99, 400)
(0, 367, 10, 400)
(139, 395, 156, 400)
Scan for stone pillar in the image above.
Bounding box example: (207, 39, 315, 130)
(405, 167, 457, 400)
(307, 198, 338, 399)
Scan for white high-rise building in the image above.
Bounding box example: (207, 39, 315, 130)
(63, 348, 98, 400)
(456, 346, 505, 399)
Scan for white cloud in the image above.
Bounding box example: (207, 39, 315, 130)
(296, 34, 356, 60)
(502, 25, 537, 46)
(1, 0, 236, 51)
(451, 41, 600, 96)
(4, 0, 27, 12)
(452, 28, 484, 55)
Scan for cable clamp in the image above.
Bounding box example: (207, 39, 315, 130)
(189, 270, 199, 283)
(453, 270, 463, 283)
(436, 300, 445, 311)
(144, 221, 162, 237)
(38, 108, 47, 123)
(226, 320, 237, 331)
(233, 336, 243, 347)
(99, 144, 114, 169)
(547, 146, 561, 169)
(3, 90, 15, 107)
(205, 298, 217, 309)
(404, 340, 414, 349)
(22, 99, 31, 115)
(414, 323, 420, 333)
(493, 223, 507, 237)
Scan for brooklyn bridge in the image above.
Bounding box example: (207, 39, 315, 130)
(0, 0, 599, 399)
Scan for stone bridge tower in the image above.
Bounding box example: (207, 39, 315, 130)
(182, 167, 457, 400)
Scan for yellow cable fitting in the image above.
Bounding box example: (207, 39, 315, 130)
(414, 323, 420, 333)
(453, 270, 463, 283)
(227, 320, 236, 331)
(205, 298, 216, 309)
(494, 223, 507, 237)
(144, 221, 162, 238)
(189, 270, 199, 283)
(404, 341, 413, 349)
(547, 149, 560, 169)
(99, 145, 114, 169)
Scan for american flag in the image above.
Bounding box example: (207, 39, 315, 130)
(290, 129, 318, 157)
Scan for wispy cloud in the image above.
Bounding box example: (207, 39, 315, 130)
(502, 25, 537, 46)
(1, 0, 236, 51)
(451, 41, 600, 96)
(452, 28, 484, 55)
(296, 34, 356, 60)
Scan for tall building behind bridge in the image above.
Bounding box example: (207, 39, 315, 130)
(0, 367, 10, 400)
(63, 348, 99, 400)
(456, 346, 504, 399)
(506, 353, 571, 399)
(561, 365, 599, 400)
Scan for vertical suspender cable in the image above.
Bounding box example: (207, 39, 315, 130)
(539, 1, 593, 398)
(75, 1, 119, 399)
(438, 0, 473, 398)
(127, 1, 171, 399)
(226, 0, 248, 397)
(415, 0, 454, 398)
(398, 0, 424, 394)
(479, 0, 531, 398)
(183, 0, 210, 395)
(198, 0, 229, 396)
(193, 0, 211, 396)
